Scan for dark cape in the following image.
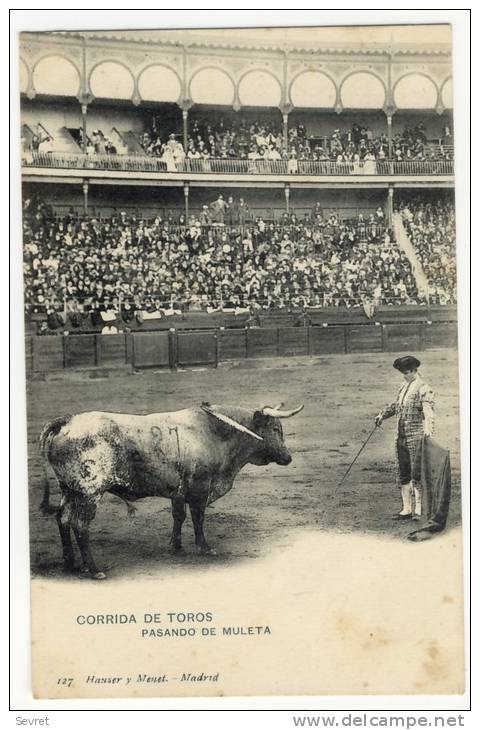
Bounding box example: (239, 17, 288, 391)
(408, 436, 452, 541)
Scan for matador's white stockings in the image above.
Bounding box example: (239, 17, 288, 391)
(400, 482, 413, 515)
(399, 482, 422, 517)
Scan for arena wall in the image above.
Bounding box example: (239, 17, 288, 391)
(26, 310, 458, 375)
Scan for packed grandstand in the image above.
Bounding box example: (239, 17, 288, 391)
(20, 28, 456, 336)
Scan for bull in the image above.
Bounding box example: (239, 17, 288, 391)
(39, 402, 303, 579)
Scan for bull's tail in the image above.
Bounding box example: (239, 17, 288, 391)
(39, 415, 71, 516)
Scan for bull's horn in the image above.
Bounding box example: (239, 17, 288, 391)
(262, 404, 304, 418)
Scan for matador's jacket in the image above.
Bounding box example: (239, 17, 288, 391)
(379, 374, 435, 478)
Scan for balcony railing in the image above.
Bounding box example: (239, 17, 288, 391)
(22, 152, 454, 177)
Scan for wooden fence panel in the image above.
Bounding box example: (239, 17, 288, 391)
(278, 327, 309, 356)
(347, 325, 383, 353)
(97, 334, 127, 366)
(384, 324, 423, 352)
(32, 335, 64, 372)
(424, 322, 458, 349)
(64, 335, 96, 368)
(219, 330, 247, 360)
(132, 332, 170, 368)
(246, 328, 278, 358)
(310, 327, 346, 355)
(177, 332, 217, 366)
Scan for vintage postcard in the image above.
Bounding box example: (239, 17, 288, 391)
(18, 21, 466, 699)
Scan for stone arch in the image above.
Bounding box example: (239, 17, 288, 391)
(440, 77, 453, 109)
(393, 72, 438, 109)
(19, 57, 29, 93)
(137, 63, 182, 103)
(340, 70, 386, 109)
(238, 68, 282, 107)
(32, 54, 80, 96)
(89, 60, 135, 100)
(289, 70, 337, 108)
(189, 66, 235, 105)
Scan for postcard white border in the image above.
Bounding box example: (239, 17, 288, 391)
(7, 5, 473, 721)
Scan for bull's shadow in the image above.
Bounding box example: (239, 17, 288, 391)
(30, 463, 462, 581)
(31, 495, 268, 580)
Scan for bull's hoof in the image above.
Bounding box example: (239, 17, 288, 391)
(92, 571, 107, 580)
(197, 545, 217, 557)
(169, 543, 185, 555)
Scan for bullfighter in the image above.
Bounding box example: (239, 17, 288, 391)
(375, 355, 435, 521)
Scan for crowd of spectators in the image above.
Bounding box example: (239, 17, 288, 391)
(82, 129, 123, 156)
(139, 120, 185, 170)
(22, 115, 454, 176)
(23, 194, 422, 334)
(21, 124, 126, 160)
(21, 124, 54, 159)
(136, 115, 452, 169)
(398, 197, 456, 304)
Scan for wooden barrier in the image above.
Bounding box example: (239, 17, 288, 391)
(31, 335, 64, 372)
(424, 322, 458, 349)
(384, 323, 423, 352)
(246, 328, 278, 358)
(347, 324, 384, 353)
(259, 314, 296, 328)
(27, 320, 458, 375)
(219, 329, 247, 360)
(309, 307, 368, 326)
(177, 331, 217, 366)
(64, 335, 96, 368)
(222, 312, 249, 329)
(24, 335, 33, 374)
(96, 334, 128, 367)
(310, 327, 346, 355)
(132, 332, 170, 368)
(29, 304, 460, 336)
(375, 306, 429, 323)
(278, 327, 309, 357)
(428, 305, 458, 323)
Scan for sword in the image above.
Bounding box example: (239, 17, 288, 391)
(336, 423, 380, 489)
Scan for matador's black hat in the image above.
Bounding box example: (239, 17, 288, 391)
(393, 355, 421, 372)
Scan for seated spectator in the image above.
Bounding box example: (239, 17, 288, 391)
(23, 195, 425, 329)
(398, 197, 456, 304)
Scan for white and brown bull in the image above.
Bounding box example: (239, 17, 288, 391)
(39, 402, 303, 579)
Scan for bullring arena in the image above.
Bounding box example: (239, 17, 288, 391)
(27, 350, 461, 579)
(20, 25, 461, 577)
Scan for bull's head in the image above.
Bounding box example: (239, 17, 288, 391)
(201, 402, 303, 467)
(251, 403, 304, 466)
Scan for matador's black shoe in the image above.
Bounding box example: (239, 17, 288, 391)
(391, 512, 413, 521)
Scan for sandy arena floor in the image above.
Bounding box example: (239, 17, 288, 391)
(26, 348, 462, 580)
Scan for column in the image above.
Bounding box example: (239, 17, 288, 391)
(179, 99, 193, 154)
(284, 183, 290, 214)
(82, 180, 89, 215)
(279, 102, 292, 153)
(386, 114, 393, 159)
(283, 112, 289, 152)
(81, 103, 88, 154)
(182, 109, 188, 154)
(183, 181, 190, 221)
(387, 184, 394, 229)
